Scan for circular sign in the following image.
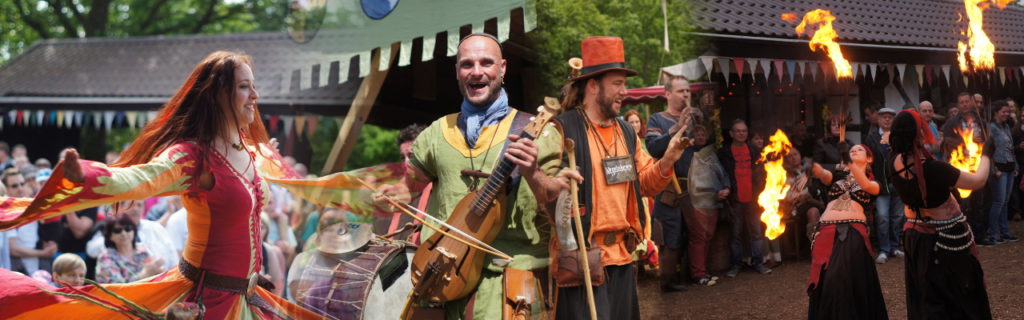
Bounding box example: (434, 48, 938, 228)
(361, 0, 399, 20)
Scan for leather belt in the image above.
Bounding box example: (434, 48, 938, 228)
(178, 260, 258, 295)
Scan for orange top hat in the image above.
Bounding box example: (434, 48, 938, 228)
(576, 36, 638, 80)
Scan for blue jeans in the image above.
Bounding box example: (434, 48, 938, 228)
(987, 170, 1013, 239)
(729, 201, 764, 267)
(875, 191, 904, 255)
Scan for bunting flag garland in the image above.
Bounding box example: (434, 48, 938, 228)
(921, 64, 929, 87)
(786, 60, 797, 83)
(733, 58, 746, 79)
(717, 57, 731, 82)
(773, 59, 784, 82)
(306, 116, 319, 137)
(896, 64, 907, 83)
(941, 65, 951, 86)
(294, 115, 307, 138)
(700, 56, 715, 79)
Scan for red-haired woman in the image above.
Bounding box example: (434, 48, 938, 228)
(889, 109, 992, 319)
(806, 143, 888, 319)
(0, 51, 319, 319)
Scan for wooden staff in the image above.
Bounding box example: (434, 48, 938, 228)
(565, 138, 598, 320)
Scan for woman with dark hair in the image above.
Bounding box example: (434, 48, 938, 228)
(806, 142, 888, 319)
(0, 51, 319, 319)
(95, 215, 162, 284)
(889, 109, 993, 319)
(985, 100, 1020, 244)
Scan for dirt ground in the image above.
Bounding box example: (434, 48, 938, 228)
(637, 220, 1024, 319)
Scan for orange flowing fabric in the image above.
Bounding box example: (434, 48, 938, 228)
(0, 141, 321, 319)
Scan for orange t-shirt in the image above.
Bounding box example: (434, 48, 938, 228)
(586, 122, 672, 266)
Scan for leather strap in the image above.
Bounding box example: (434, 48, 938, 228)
(178, 260, 252, 295)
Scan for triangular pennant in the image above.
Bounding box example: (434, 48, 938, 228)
(819, 61, 831, 81)
(269, 115, 279, 133)
(281, 116, 294, 137)
(774, 59, 784, 82)
(809, 62, 818, 82)
(700, 56, 715, 78)
(36, 110, 45, 126)
(886, 64, 895, 83)
(56, 111, 65, 128)
(941, 65, 951, 85)
(49, 111, 57, 126)
(733, 58, 745, 79)
(786, 60, 797, 83)
(717, 57, 732, 81)
(103, 111, 115, 131)
(74, 111, 83, 128)
(852, 63, 860, 80)
(64, 110, 74, 128)
(897, 64, 907, 83)
(748, 59, 758, 80)
(125, 111, 138, 128)
(869, 64, 878, 81)
(306, 116, 319, 137)
(925, 66, 934, 86)
(91, 112, 101, 129)
(147, 111, 158, 125)
(915, 65, 925, 88)
(964, 75, 969, 87)
(7, 110, 16, 126)
(295, 115, 307, 138)
(999, 67, 1006, 86)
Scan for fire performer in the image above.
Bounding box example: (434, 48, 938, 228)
(806, 143, 888, 319)
(0, 51, 322, 319)
(941, 92, 992, 245)
(553, 36, 688, 319)
(890, 110, 993, 319)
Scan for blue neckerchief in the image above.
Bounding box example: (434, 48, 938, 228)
(459, 88, 509, 148)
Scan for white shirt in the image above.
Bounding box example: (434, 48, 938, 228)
(87, 219, 179, 271)
(165, 209, 189, 253)
(11, 222, 40, 273)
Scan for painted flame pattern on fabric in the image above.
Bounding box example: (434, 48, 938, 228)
(949, 126, 984, 198)
(957, 0, 1012, 72)
(784, 9, 852, 79)
(758, 129, 792, 240)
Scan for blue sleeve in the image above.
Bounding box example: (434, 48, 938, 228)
(645, 113, 672, 158)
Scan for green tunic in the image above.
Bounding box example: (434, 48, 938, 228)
(409, 109, 563, 319)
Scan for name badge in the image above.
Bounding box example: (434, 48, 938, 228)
(602, 155, 636, 185)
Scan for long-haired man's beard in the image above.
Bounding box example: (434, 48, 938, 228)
(597, 85, 619, 119)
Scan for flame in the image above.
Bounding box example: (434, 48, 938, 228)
(784, 9, 852, 79)
(757, 129, 792, 240)
(780, 13, 798, 23)
(948, 126, 984, 198)
(957, 0, 1011, 72)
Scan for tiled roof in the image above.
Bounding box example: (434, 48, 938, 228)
(0, 32, 359, 105)
(691, 0, 1024, 52)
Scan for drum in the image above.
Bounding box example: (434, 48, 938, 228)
(288, 238, 414, 320)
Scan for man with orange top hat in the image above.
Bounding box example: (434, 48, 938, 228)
(550, 36, 689, 320)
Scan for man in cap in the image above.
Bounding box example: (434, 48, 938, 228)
(551, 36, 689, 319)
(865, 107, 904, 263)
(375, 33, 572, 319)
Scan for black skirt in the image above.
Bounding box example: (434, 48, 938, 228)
(808, 222, 889, 320)
(903, 220, 991, 320)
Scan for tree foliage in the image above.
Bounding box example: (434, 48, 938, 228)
(529, 0, 701, 94)
(0, 0, 289, 65)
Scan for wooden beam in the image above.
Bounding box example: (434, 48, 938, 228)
(322, 42, 400, 175)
